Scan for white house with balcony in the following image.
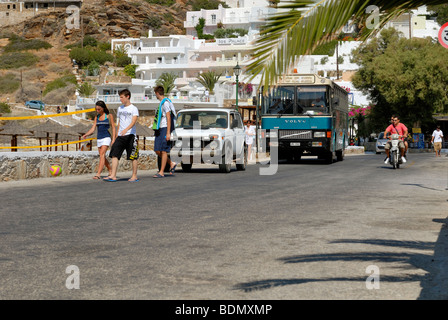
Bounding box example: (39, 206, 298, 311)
(184, 3, 275, 38)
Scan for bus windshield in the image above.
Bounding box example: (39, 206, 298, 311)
(262, 86, 295, 115)
(297, 86, 329, 115)
(261, 85, 330, 115)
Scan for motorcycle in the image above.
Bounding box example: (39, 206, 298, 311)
(389, 134, 403, 169)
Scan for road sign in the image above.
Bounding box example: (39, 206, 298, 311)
(438, 22, 448, 49)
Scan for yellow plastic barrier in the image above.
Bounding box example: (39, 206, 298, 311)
(0, 138, 95, 149)
(0, 108, 96, 121)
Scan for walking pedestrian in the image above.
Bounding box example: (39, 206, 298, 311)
(245, 120, 255, 161)
(82, 100, 115, 179)
(431, 125, 444, 157)
(153, 85, 177, 178)
(104, 89, 140, 182)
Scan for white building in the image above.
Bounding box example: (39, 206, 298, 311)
(184, 4, 275, 38)
(78, 5, 440, 110)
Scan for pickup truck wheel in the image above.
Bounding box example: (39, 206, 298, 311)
(181, 162, 192, 172)
(219, 143, 232, 173)
(236, 145, 247, 171)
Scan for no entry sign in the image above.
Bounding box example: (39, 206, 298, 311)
(438, 22, 448, 48)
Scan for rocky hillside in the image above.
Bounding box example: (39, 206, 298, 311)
(1, 0, 191, 48)
(0, 0, 198, 105)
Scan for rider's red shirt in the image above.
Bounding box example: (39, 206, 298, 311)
(386, 123, 408, 140)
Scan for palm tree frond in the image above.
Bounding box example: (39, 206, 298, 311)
(247, 0, 447, 93)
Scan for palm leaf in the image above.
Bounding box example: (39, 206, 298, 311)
(196, 71, 222, 94)
(247, 0, 447, 92)
(156, 72, 177, 95)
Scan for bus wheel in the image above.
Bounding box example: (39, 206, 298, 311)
(181, 162, 192, 172)
(336, 150, 344, 161)
(319, 153, 333, 164)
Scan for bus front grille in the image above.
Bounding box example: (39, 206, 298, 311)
(279, 130, 312, 140)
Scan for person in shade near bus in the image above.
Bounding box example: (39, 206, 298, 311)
(104, 89, 140, 182)
(384, 115, 408, 164)
(245, 120, 256, 161)
(82, 100, 116, 179)
(431, 125, 444, 157)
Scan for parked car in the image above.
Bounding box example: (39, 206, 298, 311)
(171, 107, 247, 173)
(25, 100, 45, 110)
(376, 132, 388, 154)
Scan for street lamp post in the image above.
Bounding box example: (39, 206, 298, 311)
(233, 62, 241, 112)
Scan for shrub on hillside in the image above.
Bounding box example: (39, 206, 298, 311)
(15, 82, 43, 103)
(0, 102, 11, 114)
(43, 75, 77, 96)
(0, 52, 39, 69)
(43, 84, 76, 105)
(24, 69, 47, 81)
(0, 73, 20, 94)
(145, 0, 175, 6)
(69, 48, 113, 68)
(4, 37, 52, 52)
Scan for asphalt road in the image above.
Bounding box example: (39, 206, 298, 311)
(0, 153, 447, 300)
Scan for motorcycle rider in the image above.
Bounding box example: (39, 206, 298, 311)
(384, 115, 408, 164)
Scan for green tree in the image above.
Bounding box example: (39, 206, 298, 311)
(156, 72, 177, 95)
(428, 4, 448, 26)
(113, 45, 132, 67)
(188, 0, 228, 11)
(76, 81, 96, 97)
(124, 64, 138, 78)
(86, 60, 100, 76)
(352, 28, 448, 133)
(195, 18, 214, 40)
(0, 102, 11, 114)
(246, 0, 448, 91)
(196, 71, 222, 95)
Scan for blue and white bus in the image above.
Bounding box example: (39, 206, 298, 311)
(257, 74, 349, 163)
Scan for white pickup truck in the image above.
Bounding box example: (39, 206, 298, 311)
(170, 108, 247, 173)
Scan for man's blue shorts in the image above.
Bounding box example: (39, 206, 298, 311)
(154, 127, 171, 152)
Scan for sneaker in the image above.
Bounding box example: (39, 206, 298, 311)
(401, 157, 406, 163)
(384, 158, 390, 164)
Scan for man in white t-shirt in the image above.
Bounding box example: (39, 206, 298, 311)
(105, 89, 140, 182)
(431, 125, 444, 157)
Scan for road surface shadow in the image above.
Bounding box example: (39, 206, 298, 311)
(232, 217, 448, 299)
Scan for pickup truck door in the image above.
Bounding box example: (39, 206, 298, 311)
(232, 112, 245, 155)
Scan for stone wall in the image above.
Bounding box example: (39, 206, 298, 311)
(0, 150, 158, 182)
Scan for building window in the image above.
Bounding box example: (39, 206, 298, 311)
(13, 4, 16, 9)
(211, 14, 216, 24)
(7, 5, 10, 9)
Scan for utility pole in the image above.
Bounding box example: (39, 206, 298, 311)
(81, 15, 84, 48)
(336, 41, 339, 80)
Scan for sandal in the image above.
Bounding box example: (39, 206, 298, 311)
(153, 173, 165, 178)
(169, 163, 177, 175)
(93, 175, 101, 180)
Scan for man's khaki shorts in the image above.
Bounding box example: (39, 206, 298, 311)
(384, 140, 405, 150)
(434, 142, 442, 151)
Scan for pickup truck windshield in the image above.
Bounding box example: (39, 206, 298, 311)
(176, 111, 228, 129)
